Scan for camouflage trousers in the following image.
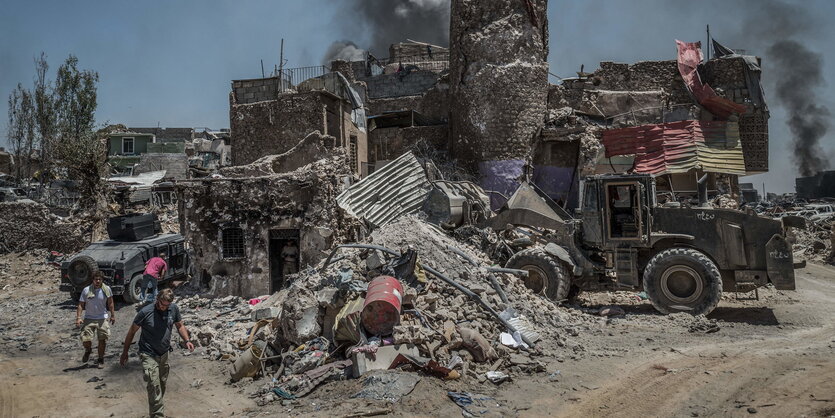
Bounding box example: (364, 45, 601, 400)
(140, 352, 169, 418)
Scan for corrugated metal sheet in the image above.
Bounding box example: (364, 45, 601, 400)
(603, 120, 746, 175)
(337, 152, 432, 228)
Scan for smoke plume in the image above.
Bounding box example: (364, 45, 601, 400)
(768, 40, 830, 176)
(323, 0, 450, 63)
(322, 41, 366, 64)
(735, 0, 831, 176)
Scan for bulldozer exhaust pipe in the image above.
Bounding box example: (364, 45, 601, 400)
(697, 174, 709, 208)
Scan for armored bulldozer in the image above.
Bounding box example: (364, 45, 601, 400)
(482, 174, 805, 315)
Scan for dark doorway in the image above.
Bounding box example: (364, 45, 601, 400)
(268, 229, 300, 293)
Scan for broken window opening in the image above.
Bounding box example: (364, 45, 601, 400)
(221, 226, 245, 259)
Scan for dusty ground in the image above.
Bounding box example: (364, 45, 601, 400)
(0, 251, 833, 417)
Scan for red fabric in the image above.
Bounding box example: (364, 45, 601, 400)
(676, 40, 747, 119)
(602, 120, 728, 174)
(144, 257, 168, 279)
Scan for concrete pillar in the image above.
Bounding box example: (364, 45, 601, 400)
(449, 0, 549, 207)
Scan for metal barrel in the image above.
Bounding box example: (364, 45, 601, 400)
(361, 276, 404, 336)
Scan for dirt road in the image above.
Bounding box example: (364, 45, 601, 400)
(0, 252, 833, 417)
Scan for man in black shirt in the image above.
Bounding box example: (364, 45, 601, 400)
(120, 288, 194, 417)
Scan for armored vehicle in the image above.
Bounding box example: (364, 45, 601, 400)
(59, 214, 191, 303)
(486, 174, 805, 315)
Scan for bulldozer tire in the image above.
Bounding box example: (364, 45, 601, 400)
(566, 285, 582, 303)
(643, 248, 722, 315)
(506, 248, 571, 302)
(123, 273, 144, 304)
(67, 256, 98, 288)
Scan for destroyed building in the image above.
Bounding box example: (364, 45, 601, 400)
(189, 129, 232, 172)
(796, 170, 835, 199)
(544, 42, 769, 205)
(178, 132, 360, 298)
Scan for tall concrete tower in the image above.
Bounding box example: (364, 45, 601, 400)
(449, 0, 549, 206)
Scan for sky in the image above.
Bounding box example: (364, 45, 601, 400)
(2, 0, 834, 194)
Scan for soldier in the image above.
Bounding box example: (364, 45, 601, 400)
(281, 240, 299, 277)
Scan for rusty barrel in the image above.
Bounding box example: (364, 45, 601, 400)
(361, 276, 404, 336)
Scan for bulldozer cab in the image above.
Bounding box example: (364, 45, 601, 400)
(581, 174, 655, 248)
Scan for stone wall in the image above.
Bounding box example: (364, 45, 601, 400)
(230, 91, 326, 166)
(449, 0, 549, 207)
(449, 0, 549, 166)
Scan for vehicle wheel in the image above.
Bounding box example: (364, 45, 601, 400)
(67, 256, 98, 288)
(123, 273, 144, 304)
(643, 248, 722, 315)
(506, 248, 571, 302)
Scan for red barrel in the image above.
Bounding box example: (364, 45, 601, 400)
(361, 276, 404, 336)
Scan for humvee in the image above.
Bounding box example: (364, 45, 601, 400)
(59, 214, 192, 303)
(485, 174, 805, 315)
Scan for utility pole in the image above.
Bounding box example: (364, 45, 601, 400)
(706, 24, 711, 61)
(261, 60, 265, 78)
(278, 38, 285, 89)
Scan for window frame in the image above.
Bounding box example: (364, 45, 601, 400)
(122, 137, 135, 155)
(220, 226, 245, 260)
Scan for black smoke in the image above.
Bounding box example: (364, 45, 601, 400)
(322, 0, 450, 63)
(768, 40, 830, 176)
(735, 0, 831, 176)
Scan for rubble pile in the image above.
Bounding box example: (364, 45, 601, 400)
(790, 220, 833, 262)
(0, 201, 90, 254)
(176, 215, 599, 404)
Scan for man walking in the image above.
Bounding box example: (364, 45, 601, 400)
(142, 252, 168, 304)
(120, 288, 194, 418)
(75, 271, 115, 368)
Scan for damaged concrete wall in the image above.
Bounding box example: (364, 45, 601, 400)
(136, 153, 189, 179)
(178, 154, 360, 298)
(449, 0, 549, 204)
